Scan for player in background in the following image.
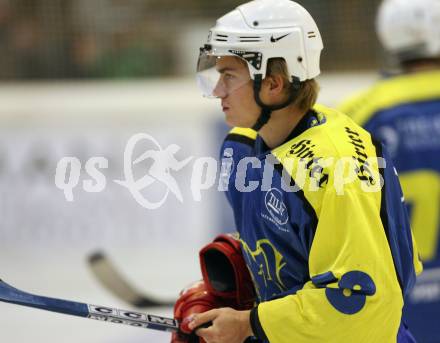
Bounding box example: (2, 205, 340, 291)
(338, 1, 440, 341)
(172, 1, 423, 342)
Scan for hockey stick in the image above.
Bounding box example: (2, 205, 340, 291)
(88, 251, 175, 308)
(0, 278, 179, 333)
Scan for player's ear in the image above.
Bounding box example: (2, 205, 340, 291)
(263, 74, 285, 95)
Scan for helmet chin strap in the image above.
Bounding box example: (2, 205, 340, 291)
(251, 74, 301, 131)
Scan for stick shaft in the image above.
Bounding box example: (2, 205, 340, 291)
(0, 279, 179, 333)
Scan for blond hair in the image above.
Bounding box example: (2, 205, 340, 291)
(266, 58, 319, 112)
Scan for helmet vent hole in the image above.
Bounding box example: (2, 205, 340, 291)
(297, 57, 303, 63)
(214, 33, 229, 42)
(253, 21, 259, 26)
(239, 35, 262, 42)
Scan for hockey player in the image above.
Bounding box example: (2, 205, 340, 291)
(173, 1, 423, 342)
(339, 1, 440, 341)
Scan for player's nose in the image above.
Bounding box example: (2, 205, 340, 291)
(213, 81, 227, 98)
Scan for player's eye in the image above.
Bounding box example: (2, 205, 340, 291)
(224, 73, 234, 80)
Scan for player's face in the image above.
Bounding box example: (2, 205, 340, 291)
(213, 56, 261, 128)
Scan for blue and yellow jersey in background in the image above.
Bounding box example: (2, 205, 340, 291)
(220, 105, 422, 343)
(339, 70, 440, 343)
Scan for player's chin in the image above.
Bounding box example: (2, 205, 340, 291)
(225, 112, 254, 129)
(224, 111, 236, 127)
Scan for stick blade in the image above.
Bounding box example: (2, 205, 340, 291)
(88, 252, 174, 308)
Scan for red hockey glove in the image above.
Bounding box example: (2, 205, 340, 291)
(171, 280, 222, 343)
(199, 233, 256, 310)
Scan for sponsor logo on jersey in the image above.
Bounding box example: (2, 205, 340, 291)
(345, 127, 377, 186)
(264, 188, 289, 226)
(285, 139, 329, 189)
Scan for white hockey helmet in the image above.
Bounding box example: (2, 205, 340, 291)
(376, 0, 440, 61)
(197, 0, 323, 98)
